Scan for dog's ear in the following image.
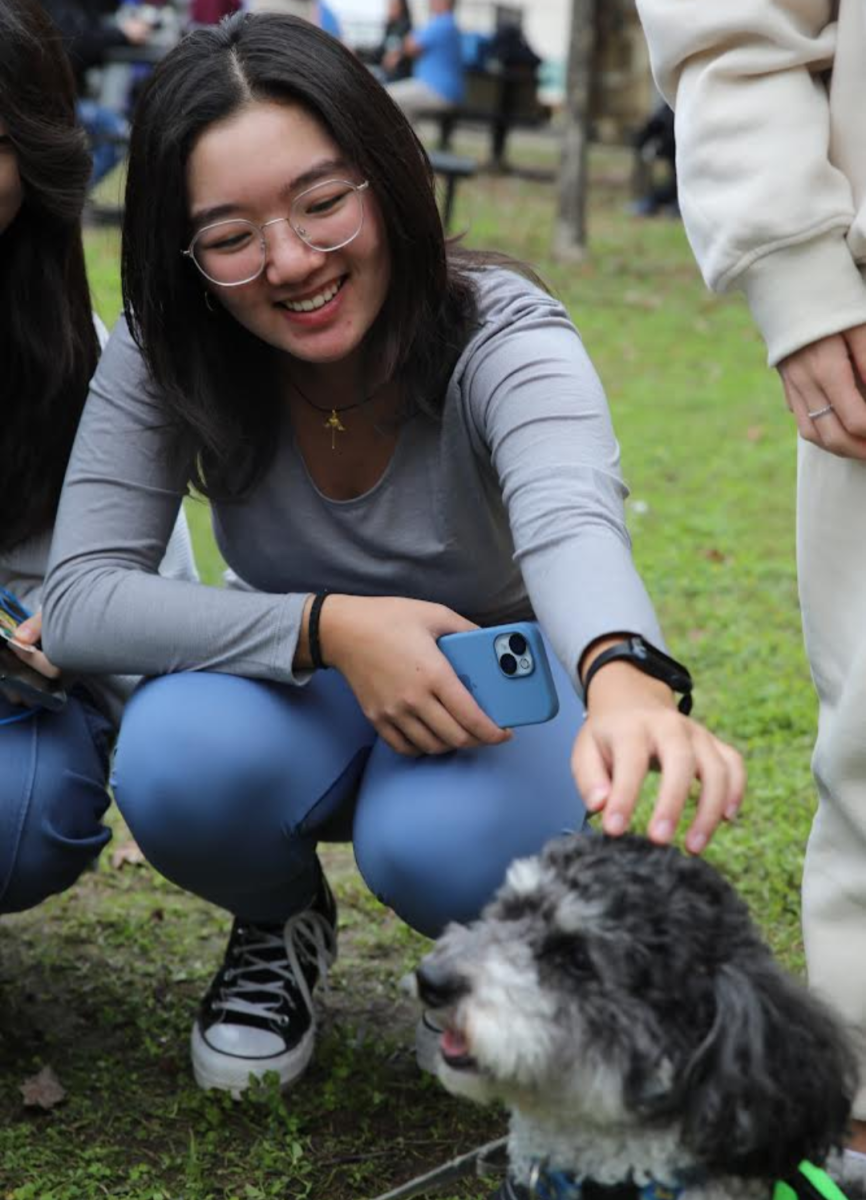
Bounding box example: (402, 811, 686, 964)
(678, 955, 856, 1180)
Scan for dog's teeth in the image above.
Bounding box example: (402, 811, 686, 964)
(442, 1028, 471, 1058)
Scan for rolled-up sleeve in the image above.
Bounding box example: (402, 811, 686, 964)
(634, 0, 866, 363)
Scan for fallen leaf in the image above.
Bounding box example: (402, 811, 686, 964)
(20, 1066, 66, 1110)
(703, 548, 727, 563)
(746, 425, 764, 442)
(110, 840, 145, 870)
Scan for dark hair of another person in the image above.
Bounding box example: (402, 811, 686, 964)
(0, 0, 99, 554)
(122, 12, 534, 501)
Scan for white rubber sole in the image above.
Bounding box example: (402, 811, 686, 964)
(190, 1020, 316, 1098)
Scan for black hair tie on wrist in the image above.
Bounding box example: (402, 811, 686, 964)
(308, 590, 330, 671)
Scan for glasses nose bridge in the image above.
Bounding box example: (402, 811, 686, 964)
(260, 213, 321, 273)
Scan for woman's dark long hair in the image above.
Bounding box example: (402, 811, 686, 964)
(122, 12, 490, 500)
(0, 0, 99, 554)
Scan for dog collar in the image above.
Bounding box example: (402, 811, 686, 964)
(774, 1161, 850, 1200)
(528, 1159, 848, 1200)
(528, 1163, 683, 1200)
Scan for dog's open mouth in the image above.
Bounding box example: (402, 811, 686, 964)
(440, 1027, 478, 1072)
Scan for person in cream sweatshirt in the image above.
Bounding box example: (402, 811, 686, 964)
(636, 0, 866, 1154)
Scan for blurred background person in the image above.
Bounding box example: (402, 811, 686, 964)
(189, 0, 242, 26)
(630, 100, 677, 218)
(368, 0, 413, 84)
(244, 0, 341, 39)
(385, 0, 463, 122)
(39, 0, 155, 186)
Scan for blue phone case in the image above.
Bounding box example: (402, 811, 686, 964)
(437, 622, 560, 728)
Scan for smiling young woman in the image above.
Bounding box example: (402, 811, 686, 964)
(42, 13, 744, 1133)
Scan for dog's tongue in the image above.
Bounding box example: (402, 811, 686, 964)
(441, 1028, 471, 1059)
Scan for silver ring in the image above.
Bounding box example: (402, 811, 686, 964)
(807, 403, 834, 420)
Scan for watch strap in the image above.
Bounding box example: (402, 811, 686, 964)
(582, 636, 693, 715)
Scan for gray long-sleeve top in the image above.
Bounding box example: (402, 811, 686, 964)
(43, 269, 663, 693)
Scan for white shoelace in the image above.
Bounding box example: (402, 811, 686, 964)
(215, 909, 337, 1026)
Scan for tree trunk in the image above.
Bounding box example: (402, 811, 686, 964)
(554, 0, 599, 260)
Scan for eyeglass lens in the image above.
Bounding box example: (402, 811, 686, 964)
(192, 179, 364, 285)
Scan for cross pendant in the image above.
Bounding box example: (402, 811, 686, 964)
(324, 410, 346, 450)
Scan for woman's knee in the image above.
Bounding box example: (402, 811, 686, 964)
(113, 676, 285, 869)
(0, 760, 111, 914)
(354, 732, 587, 938)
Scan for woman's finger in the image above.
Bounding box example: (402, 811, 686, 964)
(716, 738, 747, 821)
(679, 731, 729, 853)
(601, 730, 652, 836)
(416, 695, 489, 751)
(645, 724, 698, 844)
(570, 723, 612, 814)
(10, 643, 61, 679)
(391, 711, 451, 757)
(378, 720, 421, 757)
(435, 668, 512, 746)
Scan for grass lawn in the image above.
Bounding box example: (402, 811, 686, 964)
(0, 144, 815, 1199)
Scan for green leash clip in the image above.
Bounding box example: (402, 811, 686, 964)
(774, 1161, 850, 1200)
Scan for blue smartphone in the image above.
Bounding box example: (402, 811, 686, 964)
(437, 621, 560, 728)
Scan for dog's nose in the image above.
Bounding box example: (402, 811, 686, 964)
(416, 960, 469, 1009)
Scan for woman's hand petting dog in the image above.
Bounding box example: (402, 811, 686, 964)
(573, 659, 745, 855)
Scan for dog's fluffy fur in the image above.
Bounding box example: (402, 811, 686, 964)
(417, 834, 865, 1199)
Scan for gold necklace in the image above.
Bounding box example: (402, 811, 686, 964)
(290, 378, 383, 450)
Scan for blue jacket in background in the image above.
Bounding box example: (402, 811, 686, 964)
(414, 11, 464, 104)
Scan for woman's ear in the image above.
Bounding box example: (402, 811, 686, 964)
(679, 957, 855, 1181)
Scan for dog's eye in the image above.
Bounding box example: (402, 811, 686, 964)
(541, 934, 595, 980)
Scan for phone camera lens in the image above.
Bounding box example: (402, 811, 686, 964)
(519, 657, 530, 670)
(508, 633, 527, 656)
(499, 653, 518, 676)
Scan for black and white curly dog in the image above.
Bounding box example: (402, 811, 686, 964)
(417, 833, 866, 1200)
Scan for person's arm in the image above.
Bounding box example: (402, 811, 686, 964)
(635, 0, 866, 364)
(42, 318, 309, 684)
(635, 0, 866, 458)
(462, 280, 744, 848)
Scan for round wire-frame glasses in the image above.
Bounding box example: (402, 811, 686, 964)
(183, 178, 370, 288)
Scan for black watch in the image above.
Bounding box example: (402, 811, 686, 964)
(581, 635, 694, 715)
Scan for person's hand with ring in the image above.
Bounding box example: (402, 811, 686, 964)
(779, 323, 866, 458)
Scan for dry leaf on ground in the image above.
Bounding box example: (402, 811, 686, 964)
(20, 1066, 66, 1110)
(110, 841, 145, 870)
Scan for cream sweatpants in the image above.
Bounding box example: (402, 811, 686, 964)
(798, 437, 866, 1116)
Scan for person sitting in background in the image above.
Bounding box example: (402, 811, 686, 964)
(369, 0, 413, 84)
(630, 100, 678, 218)
(385, 0, 463, 121)
(38, 0, 154, 186)
(189, 0, 242, 26)
(316, 0, 341, 39)
(244, 0, 340, 38)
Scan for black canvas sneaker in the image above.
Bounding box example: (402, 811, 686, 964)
(191, 871, 337, 1096)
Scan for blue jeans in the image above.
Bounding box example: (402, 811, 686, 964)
(0, 693, 113, 913)
(112, 661, 587, 938)
(76, 100, 128, 188)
